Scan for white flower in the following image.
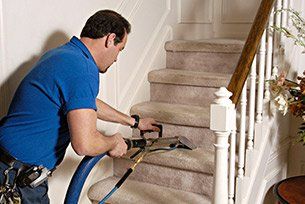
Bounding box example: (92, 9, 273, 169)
(274, 94, 289, 115)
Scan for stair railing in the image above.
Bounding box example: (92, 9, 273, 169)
(210, 0, 290, 203)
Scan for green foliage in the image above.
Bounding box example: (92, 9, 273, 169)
(273, 9, 305, 51)
(298, 122, 305, 144)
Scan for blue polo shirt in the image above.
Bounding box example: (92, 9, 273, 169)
(0, 36, 99, 169)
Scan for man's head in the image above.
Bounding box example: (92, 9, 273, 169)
(80, 10, 131, 73)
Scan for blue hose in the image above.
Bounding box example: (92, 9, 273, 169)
(64, 153, 107, 204)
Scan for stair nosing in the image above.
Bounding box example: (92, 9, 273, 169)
(148, 68, 231, 88)
(165, 39, 244, 53)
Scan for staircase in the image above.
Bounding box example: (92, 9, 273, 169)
(88, 39, 244, 204)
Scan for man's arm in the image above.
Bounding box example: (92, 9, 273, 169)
(96, 98, 160, 131)
(96, 98, 134, 126)
(67, 108, 127, 157)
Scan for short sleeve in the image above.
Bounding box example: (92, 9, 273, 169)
(59, 74, 99, 114)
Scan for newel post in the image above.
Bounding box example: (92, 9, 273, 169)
(210, 87, 235, 204)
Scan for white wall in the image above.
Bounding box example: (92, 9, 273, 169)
(0, 1, 123, 203)
(0, 0, 262, 203)
(286, 0, 305, 177)
(259, 1, 305, 202)
(173, 0, 259, 40)
(0, 0, 178, 203)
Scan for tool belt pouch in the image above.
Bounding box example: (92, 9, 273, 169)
(0, 190, 21, 204)
(17, 166, 50, 188)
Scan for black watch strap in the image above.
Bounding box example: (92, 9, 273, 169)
(130, 115, 140, 128)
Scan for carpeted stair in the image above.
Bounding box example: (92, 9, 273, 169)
(88, 39, 244, 203)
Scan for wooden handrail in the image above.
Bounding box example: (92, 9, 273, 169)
(227, 0, 276, 104)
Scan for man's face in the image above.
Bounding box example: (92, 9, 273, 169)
(99, 33, 127, 73)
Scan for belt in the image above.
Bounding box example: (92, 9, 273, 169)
(0, 147, 30, 170)
(0, 147, 53, 188)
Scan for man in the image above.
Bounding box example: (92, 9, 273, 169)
(0, 10, 159, 203)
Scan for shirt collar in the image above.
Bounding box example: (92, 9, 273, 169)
(70, 36, 96, 64)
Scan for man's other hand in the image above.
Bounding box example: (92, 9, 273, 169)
(138, 118, 160, 132)
(108, 133, 128, 158)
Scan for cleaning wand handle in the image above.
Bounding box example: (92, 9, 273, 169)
(125, 124, 163, 149)
(140, 124, 163, 138)
(124, 138, 147, 150)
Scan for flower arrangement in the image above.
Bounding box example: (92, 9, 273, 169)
(269, 8, 305, 143)
(269, 72, 305, 143)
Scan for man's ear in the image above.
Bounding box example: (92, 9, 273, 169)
(106, 33, 116, 48)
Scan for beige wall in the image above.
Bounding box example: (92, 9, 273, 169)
(173, 0, 260, 40)
(285, 0, 305, 178)
(0, 0, 263, 203)
(0, 1, 177, 203)
(0, 1, 121, 203)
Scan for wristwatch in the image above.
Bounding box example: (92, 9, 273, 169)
(130, 115, 140, 128)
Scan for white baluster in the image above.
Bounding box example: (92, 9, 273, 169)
(281, 0, 288, 30)
(275, 0, 282, 42)
(210, 87, 234, 204)
(256, 30, 266, 123)
(265, 8, 274, 101)
(287, 0, 291, 27)
(247, 57, 257, 150)
(229, 108, 237, 204)
(238, 82, 247, 178)
(270, 66, 279, 115)
(272, 1, 282, 81)
(272, 65, 279, 79)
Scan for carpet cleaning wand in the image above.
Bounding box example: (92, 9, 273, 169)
(64, 124, 196, 204)
(99, 129, 196, 204)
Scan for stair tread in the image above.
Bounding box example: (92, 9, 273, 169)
(119, 147, 214, 174)
(165, 38, 244, 53)
(130, 102, 210, 127)
(88, 176, 211, 204)
(148, 68, 231, 87)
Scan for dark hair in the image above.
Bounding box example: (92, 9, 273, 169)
(80, 10, 131, 45)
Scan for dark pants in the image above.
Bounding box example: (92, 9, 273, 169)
(0, 161, 50, 204)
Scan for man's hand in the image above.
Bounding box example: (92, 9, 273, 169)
(138, 118, 160, 132)
(108, 133, 128, 158)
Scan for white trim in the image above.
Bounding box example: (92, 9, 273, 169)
(177, 0, 181, 24)
(221, 0, 257, 24)
(256, 168, 282, 204)
(237, 118, 273, 203)
(117, 0, 128, 13)
(0, 0, 5, 79)
(126, 0, 142, 20)
(178, 0, 213, 24)
(268, 137, 291, 164)
(114, 63, 118, 109)
(118, 1, 171, 109)
(115, 0, 142, 109)
(114, 0, 131, 109)
(116, 27, 172, 138)
(0, 0, 9, 116)
(119, 26, 172, 113)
